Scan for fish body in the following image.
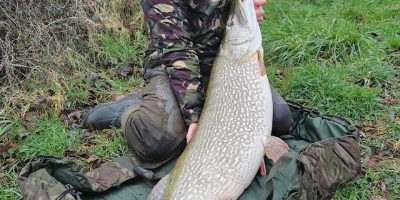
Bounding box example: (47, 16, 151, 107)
(148, 0, 287, 199)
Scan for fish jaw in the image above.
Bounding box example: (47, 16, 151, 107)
(221, 0, 262, 60)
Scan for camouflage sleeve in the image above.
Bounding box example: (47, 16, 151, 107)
(141, 0, 230, 126)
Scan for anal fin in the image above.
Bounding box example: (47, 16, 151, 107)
(264, 136, 289, 163)
(259, 161, 267, 176)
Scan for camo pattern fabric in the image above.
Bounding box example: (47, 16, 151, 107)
(17, 156, 138, 200)
(141, 0, 231, 125)
(265, 136, 361, 200)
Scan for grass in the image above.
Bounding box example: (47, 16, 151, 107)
(91, 129, 129, 159)
(0, 0, 399, 199)
(15, 113, 81, 159)
(262, 0, 399, 199)
(275, 62, 378, 122)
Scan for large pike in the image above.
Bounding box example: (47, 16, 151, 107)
(148, 0, 288, 199)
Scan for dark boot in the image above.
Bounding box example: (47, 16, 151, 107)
(83, 94, 143, 130)
(271, 87, 293, 136)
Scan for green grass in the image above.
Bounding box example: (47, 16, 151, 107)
(15, 113, 81, 159)
(275, 62, 378, 122)
(0, 164, 22, 200)
(0, 0, 399, 199)
(333, 166, 400, 199)
(91, 129, 129, 159)
(94, 31, 147, 65)
(262, 0, 400, 199)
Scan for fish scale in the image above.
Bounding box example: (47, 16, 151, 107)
(148, 0, 288, 199)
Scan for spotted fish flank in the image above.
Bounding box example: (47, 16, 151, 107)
(148, 0, 288, 199)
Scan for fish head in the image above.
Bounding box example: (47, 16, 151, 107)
(220, 0, 262, 60)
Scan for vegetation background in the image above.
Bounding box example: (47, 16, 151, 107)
(0, 0, 399, 199)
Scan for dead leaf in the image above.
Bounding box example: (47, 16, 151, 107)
(104, 130, 114, 138)
(387, 139, 400, 152)
(103, 81, 112, 90)
(86, 74, 98, 86)
(379, 97, 398, 106)
(359, 130, 366, 138)
(19, 130, 29, 139)
(64, 150, 90, 159)
(69, 123, 79, 130)
(99, 61, 112, 69)
(275, 69, 285, 76)
(358, 121, 385, 136)
(132, 88, 143, 96)
(119, 66, 133, 77)
(34, 95, 52, 111)
(128, 59, 137, 68)
(0, 143, 18, 158)
(367, 157, 379, 168)
(21, 114, 39, 130)
(128, 23, 141, 33)
(88, 89, 99, 101)
(139, 68, 145, 77)
(79, 129, 97, 143)
(380, 181, 387, 193)
(67, 110, 82, 120)
(59, 114, 69, 123)
(113, 95, 126, 101)
(369, 196, 386, 200)
(87, 154, 100, 163)
(21, 120, 37, 130)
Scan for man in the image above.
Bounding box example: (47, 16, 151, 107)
(84, 0, 293, 169)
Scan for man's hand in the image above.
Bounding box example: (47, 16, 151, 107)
(253, 0, 267, 23)
(186, 123, 197, 143)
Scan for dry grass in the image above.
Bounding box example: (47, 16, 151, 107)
(0, 1, 145, 198)
(0, 0, 143, 117)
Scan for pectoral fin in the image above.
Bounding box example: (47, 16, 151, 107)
(264, 136, 289, 163)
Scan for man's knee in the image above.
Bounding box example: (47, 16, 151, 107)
(121, 74, 187, 168)
(122, 109, 185, 168)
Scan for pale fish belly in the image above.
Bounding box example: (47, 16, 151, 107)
(167, 51, 272, 199)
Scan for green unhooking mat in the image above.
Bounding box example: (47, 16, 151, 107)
(17, 102, 361, 200)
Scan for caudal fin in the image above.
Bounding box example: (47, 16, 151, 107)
(264, 136, 289, 163)
(147, 174, 169, 200)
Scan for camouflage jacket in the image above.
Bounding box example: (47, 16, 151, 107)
(141, 0, 231, 125)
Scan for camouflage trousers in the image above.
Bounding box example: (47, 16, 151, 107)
(121, 70, 187, 169)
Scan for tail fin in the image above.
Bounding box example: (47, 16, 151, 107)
(147, 175, 170, 200)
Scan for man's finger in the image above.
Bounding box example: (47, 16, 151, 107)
(255, 7, 265, 17)
(253, 0, 266, 7)
(186, 123, 197, 143)
(256, 7, 265, 23)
